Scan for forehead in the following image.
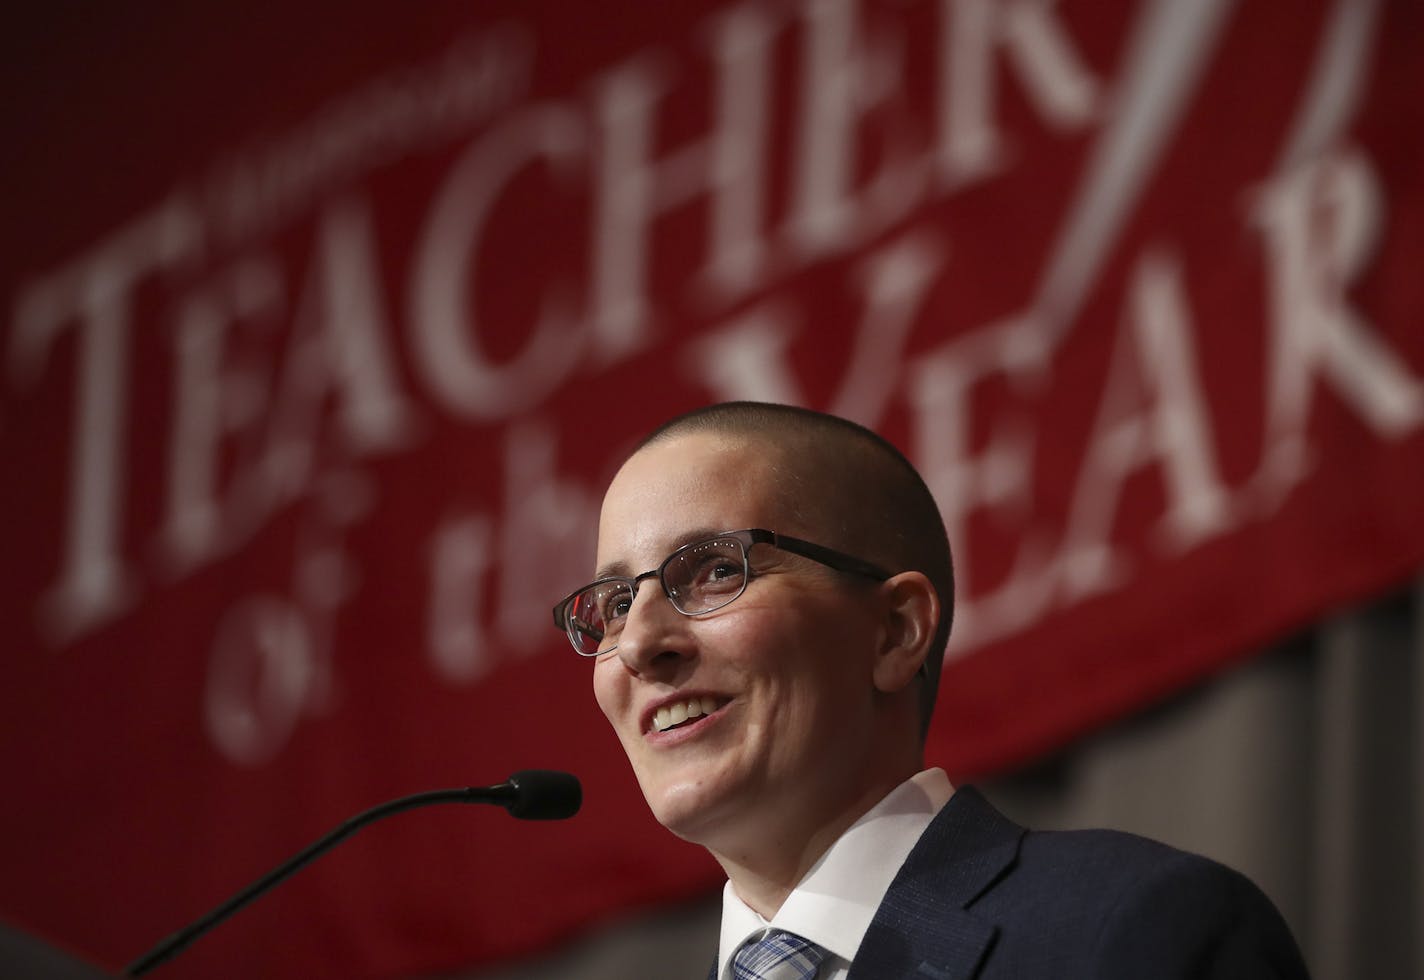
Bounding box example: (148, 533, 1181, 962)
(596, 432, 791, 570)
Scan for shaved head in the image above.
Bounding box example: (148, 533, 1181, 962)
(636, 402, 954, 737)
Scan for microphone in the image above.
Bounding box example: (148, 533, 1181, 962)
(500, 769, 583, 820)
(125, 770, 581, 976)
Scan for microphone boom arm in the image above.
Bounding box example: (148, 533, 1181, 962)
(125, 772, 579, 976)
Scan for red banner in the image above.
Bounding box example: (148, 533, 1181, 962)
(3, 1, 1422, 976)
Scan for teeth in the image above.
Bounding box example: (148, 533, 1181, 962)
(653, 697, 723, 733)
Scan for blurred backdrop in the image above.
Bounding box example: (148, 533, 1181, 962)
(1, 1, 1420, 978)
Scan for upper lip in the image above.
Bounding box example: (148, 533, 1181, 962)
(639, 691, 729, 734)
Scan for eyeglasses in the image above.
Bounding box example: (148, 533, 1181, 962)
(551, 528, 891, 657)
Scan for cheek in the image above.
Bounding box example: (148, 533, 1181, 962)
(591, 661, 625, 724)
(761, 610, 877, 711)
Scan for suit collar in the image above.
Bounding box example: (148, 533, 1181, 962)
(849, 786, 1024, 980)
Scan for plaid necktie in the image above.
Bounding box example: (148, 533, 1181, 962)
(730, 930, 827, 980)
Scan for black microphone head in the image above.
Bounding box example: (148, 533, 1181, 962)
(505, 770, 582, 820)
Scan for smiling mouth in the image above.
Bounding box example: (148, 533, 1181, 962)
(652, 696, 727, 734)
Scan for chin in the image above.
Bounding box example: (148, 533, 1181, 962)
(640, 774, 729, 842)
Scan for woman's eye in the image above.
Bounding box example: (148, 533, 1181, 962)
(693, 558, 745, 590)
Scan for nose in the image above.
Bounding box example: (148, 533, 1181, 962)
(614, 581, 694, 676)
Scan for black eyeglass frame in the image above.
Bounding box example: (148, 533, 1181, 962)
(551, 528, 892, 657)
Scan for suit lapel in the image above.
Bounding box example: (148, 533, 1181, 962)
(848, 787, 1023, 980)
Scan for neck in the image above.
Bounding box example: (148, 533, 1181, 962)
(709, 766, 920, 919)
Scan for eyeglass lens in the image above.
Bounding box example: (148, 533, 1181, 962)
(566, 536, 751, 654)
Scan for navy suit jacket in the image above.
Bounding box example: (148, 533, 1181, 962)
(713, 787, 1309, 980)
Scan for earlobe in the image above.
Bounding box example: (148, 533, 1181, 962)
(871, 571, 939, 694)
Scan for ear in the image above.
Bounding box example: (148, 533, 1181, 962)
(871, 571, 940, 695)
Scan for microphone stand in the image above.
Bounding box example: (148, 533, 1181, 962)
(126, 773, 577, 976)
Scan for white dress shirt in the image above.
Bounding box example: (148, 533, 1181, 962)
(716, 768, 954, 980)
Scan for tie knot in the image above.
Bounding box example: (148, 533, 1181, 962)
(731, 930, 827, 980)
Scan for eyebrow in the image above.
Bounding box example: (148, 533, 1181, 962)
(593, 526, 732, 581)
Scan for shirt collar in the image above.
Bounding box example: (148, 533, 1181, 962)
(717, 768, 953, 977)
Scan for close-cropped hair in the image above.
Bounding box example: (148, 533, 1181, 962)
(637, 401, 954, 739)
